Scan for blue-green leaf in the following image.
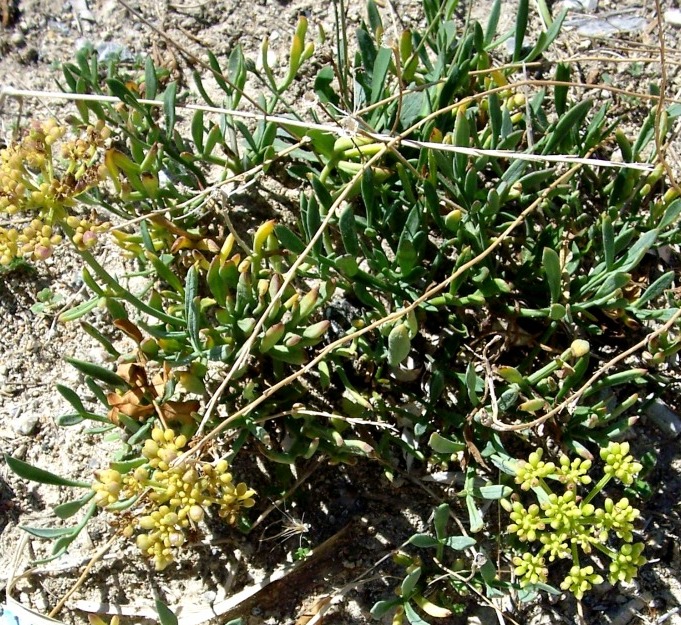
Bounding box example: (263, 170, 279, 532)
(660, 199, 681, 230)
(156, 599, 179, 625)
(65, 357, 126, 387)
(602, 215, 615, 270)
(54, 492, 96, 520)
(185, 265, 201, 353)
(371, 47, 392, 104)
(473, 485, 512, 499)
(145, 55, 158, 100)
(466, 494, 483, 532)
(5, 454, 90, 488)
(513, 0, 529, 62)
(408, 533, 439, 548)
(56, 384, 86, 413)
(339, 205, 360, 257)
(542, 247, 562, 304)
(371, 599, 402, 619)
(433, 503, 449, 542)
(429, 432, 465, 454)
(485, 0, 501, 47)
(404, 601, 431, 625)
(401, 567, 421, 599)
(633, 270, 674, 308)
(163, 82, 178, 135)
(21, 526, 77, 539)
(445, 535, 476, 550)
(58, 296, 99, 322)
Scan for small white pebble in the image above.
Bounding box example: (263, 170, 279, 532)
(664, 9, 681, 26)
(13, 413, 40, 436)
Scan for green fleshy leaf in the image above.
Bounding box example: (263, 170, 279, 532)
(429, 432, 465, 454)
(20, 526, 77, 539)
(445, 535, 476, 550)
(54, 492, 96, 520)
(472, 485, 512, 499)
(542, 247, 561, 305)
(408, 533, 439, 548)
(145, 55, 158, 100)
(466, 494, 483, 532)
(404, 601, 430, 625)
(163, 81, 178, 135)
(155, 599, 178, 625)
(64, 357, 127, 387)
(5, 454, 91, 488)
(400, 567, 421, 599)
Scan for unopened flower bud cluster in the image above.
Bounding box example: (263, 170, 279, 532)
(505, 442, 645, 599)
(92, 427, 256, 571)
(0, 118, 110, 265)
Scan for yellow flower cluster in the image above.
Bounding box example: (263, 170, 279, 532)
(92, 468, 125, 507)
(0, 218, 65, 264)
(560, 565, 604, 600)
(514, 448, 555, 491)
(0, 227, 18, 265)
(506, 442, 646, 595)
(600, 442, 643, 486)
(0, 118, 110, 265)
(66, 215, 111, 250)
(93, 427, 256, 571)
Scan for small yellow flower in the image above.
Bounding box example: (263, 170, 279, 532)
(513, 552, 548, 586)
(515, 448, 556, 490)
(600, 442, 642, 485)
(508, 502, 545, 542)
(92, 468, 123, 507)
(609, 543, 646, 584)
(94, 426, 256, 570)
(560, 565, 603, 600)
(556, 455, 592, 488)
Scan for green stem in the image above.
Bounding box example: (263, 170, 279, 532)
(319, 158, 339, 185)
(571, 541, 580, 567)
(583, 473, 611, 506)
(538, 477, 554, 496)
(526, 347, 571, 385)
(436, 540, 444, 562)
(145, 480, 167, 490)
(592, 541, 617, 561)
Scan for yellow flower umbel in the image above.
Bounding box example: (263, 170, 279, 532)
(92, 426, 256, 571)
(0, 227, 19, 265)
(0, 118, 110, 265)
(504, 442, 646, 596)
(66, 215, 111, 250)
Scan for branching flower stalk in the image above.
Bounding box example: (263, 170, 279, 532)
(504, 443, 645, 598)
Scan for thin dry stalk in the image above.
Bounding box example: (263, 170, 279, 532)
(48, 534, 118, 618)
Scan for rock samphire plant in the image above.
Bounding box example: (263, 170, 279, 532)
(3, 0, 678, 621)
